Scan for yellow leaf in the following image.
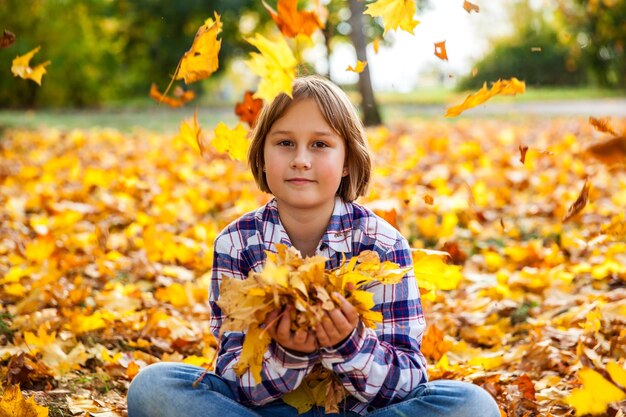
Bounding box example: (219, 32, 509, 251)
(11, 46, 51, 85)
(445, 78, 525, 117)
(412, 251, 463, 291)
(177, 110, 202, 154)
(346, 60, 367, 73)
(24, 236, 55, 264)
(175, 13, 222, 84)
(564, 367, 626, 416)
(0, 385, 48, 417)
(607, 361, 626, 389)
(234, 324, 272, 384)
(212, 122, 250, 162)
(364, 0, 419, 34)
(245, 33, 297, 102)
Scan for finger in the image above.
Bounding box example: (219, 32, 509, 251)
(315, 323, 331, 347)
(321, 314, 342, 340)
(293, 329, 307, 344)
(335, 292, 360, 325)
(276, 306, 292, 338)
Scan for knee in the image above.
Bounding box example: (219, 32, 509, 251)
(458, 382, 500, 417)
(127, 363, 172, 413)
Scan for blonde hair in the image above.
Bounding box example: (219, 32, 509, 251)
(248, 75, 371, 202)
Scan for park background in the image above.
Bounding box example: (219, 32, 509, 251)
(1, 0, 626, 416)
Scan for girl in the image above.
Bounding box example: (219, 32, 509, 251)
(127, 75, 500, 417)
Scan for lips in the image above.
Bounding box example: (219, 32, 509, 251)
(286, 178, 315, 185)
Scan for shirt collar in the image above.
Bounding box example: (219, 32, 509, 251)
(262, 197, 353, 255)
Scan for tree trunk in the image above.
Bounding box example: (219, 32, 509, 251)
(348, 0, 382, 126)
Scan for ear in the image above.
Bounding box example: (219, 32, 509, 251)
(342, 166, 349, 177)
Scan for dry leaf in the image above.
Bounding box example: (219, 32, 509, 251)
(364, 0, 420, 34)
(262, 0, 324, 38)
(0, 385, 49, 417)
(463, 0, 480, 13)
(589, 116, 618, 137)
(235, 91, 263, 128)
(1, 29, 16, 48)
(149, 83, 195, 108)
(445, 78, 525, 117)
(434, 41, 448, 61)
(423, 194, 434, 205)
(564, 367, 626, 416)
(212, 122, 250, 162)
(562, 178, 590, 223)
(177, 110, 204, 155)
(519, 145, 529, 164)
(584, 135, 626, 168)
(175, 13, 222, 84)
(11, 46, 51, 86)
(346, 60, 367, 73)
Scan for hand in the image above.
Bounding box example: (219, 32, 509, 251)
(315, 293, 360, 349)
(265, 305, 318, 355)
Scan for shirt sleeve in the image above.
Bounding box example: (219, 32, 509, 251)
(318, 236, 428, 407)
(209, 232, 318, 406)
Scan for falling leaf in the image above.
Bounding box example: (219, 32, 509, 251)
(177, 110, 204, 155)
(235, 91, 263, 128)
(434, 41, 448, 61)
(562, 178, 591, 223)
(463, 0, 480, 13)
(0, 385, 48, 417)
(589, 116, 618, 137)
(149, 83, 195, 108)
(564, 367, 626, 416)
(519, 145, 529, 164)
(364, 0, 420, 34)
(423, 194, 434, 205)
(262, 0, 324, 38)
(346, 60, 367, 73)
(212, 122, 250, 162)
(1, 29, 16, 48)
(445, 77, 525, 117)
(584, 135, 626, 168)
(245, 33, 297, 102)
(175, 13, 222, 85)
(11, 46, 51, 86)
(372, 38, 381, 54)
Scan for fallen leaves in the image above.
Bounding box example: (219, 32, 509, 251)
(11, 46, 51, 86)
(445, 78, 526, 117)
(564, 367, 626, 416)
(0, 385, 48, 417)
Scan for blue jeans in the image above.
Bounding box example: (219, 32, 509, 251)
(127, 363, 500, 417)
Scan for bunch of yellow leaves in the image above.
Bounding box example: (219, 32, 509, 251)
(217, 244, 410, 387)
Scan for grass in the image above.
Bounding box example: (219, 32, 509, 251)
(0, 86, 623, 132)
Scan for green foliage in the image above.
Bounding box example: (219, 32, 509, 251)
(458, 4, 585, 90)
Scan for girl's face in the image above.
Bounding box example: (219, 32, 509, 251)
(263, 98, 347, 213)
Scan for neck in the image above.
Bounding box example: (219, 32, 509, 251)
(277, 198, 336, 257)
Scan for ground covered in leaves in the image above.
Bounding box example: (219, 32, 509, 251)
(1, 116, 625, 416)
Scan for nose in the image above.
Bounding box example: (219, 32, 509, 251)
(290, 149, 311, 169)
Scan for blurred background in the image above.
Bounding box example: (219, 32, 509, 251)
(1, 0, 625, 128)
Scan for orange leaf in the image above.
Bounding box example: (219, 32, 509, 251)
(421, 324, 451, 361)
(346, 60, 367, 73)
(434, 41, 448, 61)
(584, 135, 626, 168)
(149, 83, 195, 108)
(445, 78, 525, 117)
(1, 29, 16, 48)
(463, 0, 480, 13)
(562, 178, 591, 223)
(371, 38, 381, 54)
(175, 13, 222, 85)
(519, 145, 528, 164)
(0, 384, 48, 417)
(235, 91, 263, 128)
(589, 116, 618, 137)
(423, 194, 434, 205)
(11, 46, 51, 86)
(262, 0, 325, 38)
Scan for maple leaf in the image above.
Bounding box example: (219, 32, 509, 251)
(463, 0, 480, 13)
(262, 0, 325, 38)
(412, 250, 463, 292)
(346, 60, 367, 73)
(589, 116, 618, 137)
(235, 91, 263, 128)
(175, 13, 222, 85)
(564, 367, 626, 416)
(434, 41, 448, 61)
(149, 83, 195, 108)
(562, 177, 590, 223)
(177, 110, 204, 155)
(0, 385, 48, 417)
(364, 0, 420, 34)
(245, 33, 297, 102)
(445, 77, 525, 117)
(11, 46, 51, 86)
(1, 29, 16, 48)
(212, 122, 249, 162)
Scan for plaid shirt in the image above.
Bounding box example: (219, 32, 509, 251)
(209, 197, 427, 415)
